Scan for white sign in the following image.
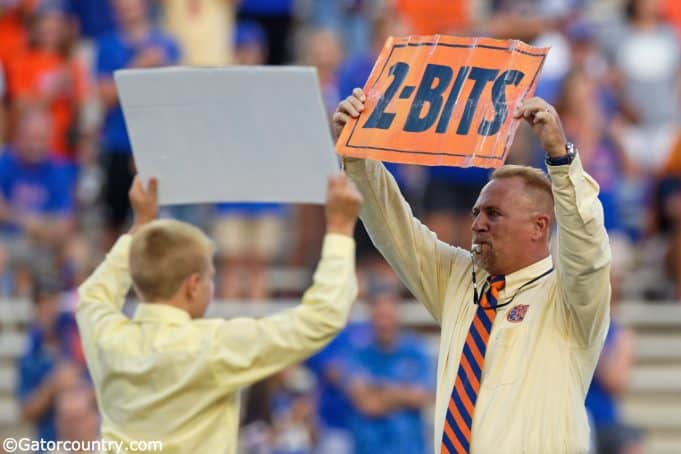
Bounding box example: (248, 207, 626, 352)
(115, 66, 339, 205)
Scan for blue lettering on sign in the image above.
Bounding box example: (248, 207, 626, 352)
(404, 64, 453, 132)
(399, 85, 416, 99)
(362, 62, 525, 137)
(436, 66, 471, 134)
(456, 67, 499, 135)
(478, 70, 525, 136)
(363, 62, 410, 130)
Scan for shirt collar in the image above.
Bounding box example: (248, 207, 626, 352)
(133, 303, 192, 325)
(499, 254, 554, 297)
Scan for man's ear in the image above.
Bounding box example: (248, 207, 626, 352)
(533, 213, 551, 240)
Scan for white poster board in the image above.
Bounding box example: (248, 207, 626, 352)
(115, 66, 340, 205)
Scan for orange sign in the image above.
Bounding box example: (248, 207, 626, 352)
(336, 36, 549, 168)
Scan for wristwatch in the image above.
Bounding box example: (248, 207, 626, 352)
(545, 142, 576, 166)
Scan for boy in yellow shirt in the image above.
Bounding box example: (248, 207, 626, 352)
(76, 174, 362, 453)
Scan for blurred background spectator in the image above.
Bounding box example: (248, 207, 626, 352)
(0, 106, 74, 297)
(5, 0, 90, 164)
(239, 365, 319, 454)
(16, 276, 87, 444)
(602, 0, 680, 174)
(344, 286, 434, 454)
(95, 0, 179, 246)
(0, 0, 680, 452)
(390, 0, 469, 35)
(161, 0, 235, 66)
(64, 0, 116, 43)
(306, 321, 371, 454)
(309, 0, 379, 59)
(238, 0, 294, 65)
(586, 271, 644, 454)
(50, 385, 99, 452)
(301, 27, 343, 117)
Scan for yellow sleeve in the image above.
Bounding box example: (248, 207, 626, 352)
(345, 158, 469, 324)
(75, 235, 132, 352)
(548, 155, 612, 347)
(210, 234, 358, 391)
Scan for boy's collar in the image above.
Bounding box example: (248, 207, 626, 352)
(133, 303, 192, 324)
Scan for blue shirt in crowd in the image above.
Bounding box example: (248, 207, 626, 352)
(96, 30, 180, 154)
(16, 313, 82, 443)
(337, 52, 375, 99)
(66, 0, 116, 39)
(0, 149, 73, 235)
(307, 323, 373, 430)
(348, 333, 434, 454)
(239, 0, 294, 16)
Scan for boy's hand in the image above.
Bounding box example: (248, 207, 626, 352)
(129, 176, 158, 233)
(325, 172, 363, 237)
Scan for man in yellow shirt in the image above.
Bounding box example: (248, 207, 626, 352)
(334, 90, 611, 453)
(76, 173, 363, 453)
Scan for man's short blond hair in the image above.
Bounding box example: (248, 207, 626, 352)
(491, 165, 553, 203)
(491, 165, 555, 225)
(130, 219, 215, 302)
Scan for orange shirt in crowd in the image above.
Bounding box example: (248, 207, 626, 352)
(393, 0, 470, 35)
(0, 0, 39, 67)
(8, 49, 88, 159)
(663, 0, 681, 38)
(0, 10, 28, 69)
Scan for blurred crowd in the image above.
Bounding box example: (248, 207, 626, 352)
(1, 0, 678, 452)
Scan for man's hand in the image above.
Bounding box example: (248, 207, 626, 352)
(129, 176, 158, 233)
(333, 88, 366, 139)
(513, 97, 568, 158)
(325, 172, 363, 237)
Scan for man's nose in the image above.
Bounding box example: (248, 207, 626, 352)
(471, 214, 487, 232)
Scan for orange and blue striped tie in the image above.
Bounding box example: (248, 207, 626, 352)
(441, 275, 505, 453)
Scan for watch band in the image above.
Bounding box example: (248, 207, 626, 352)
(546, 142, 576, 166)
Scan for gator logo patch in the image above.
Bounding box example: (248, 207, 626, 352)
(507, 304, 529, 323)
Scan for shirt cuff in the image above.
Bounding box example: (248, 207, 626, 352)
(547, 153, 583, 183)
(322, 233, 356, 259)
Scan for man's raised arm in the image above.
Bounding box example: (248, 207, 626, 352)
(334, 89, 470, 323)
(515, 98, 611, 347)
